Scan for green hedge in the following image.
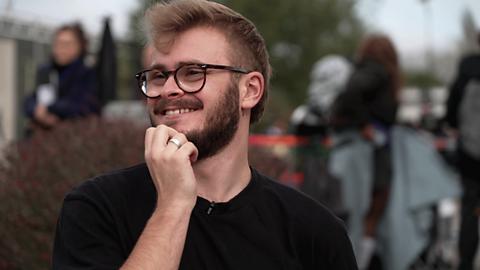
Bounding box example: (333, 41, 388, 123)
(0, 117, 147, 269)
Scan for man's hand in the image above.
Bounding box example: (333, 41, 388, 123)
(144, 125, 199, 212)
(34, 105, 60, 128)
(447, 128, 459, 139)
(361, 124, 375, 142)
(121, 125, 199, 270)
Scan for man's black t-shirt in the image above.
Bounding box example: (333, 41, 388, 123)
(53, 163, 357, 269)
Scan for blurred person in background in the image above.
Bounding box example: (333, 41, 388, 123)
(331, 34, 401, 270)
(442, 32, 480, 270)
(331, 34, 461, 270)
(288, 54, 353, 220)
(290, 54, 353, 137)
(24, 23, 100, 131)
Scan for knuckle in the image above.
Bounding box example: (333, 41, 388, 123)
(176, 133, 187, 141)
(160, 124, 172, 132)
(146, 127, 156, 133)
(185, 142, 196, 149)
(145, 151, 155, 162)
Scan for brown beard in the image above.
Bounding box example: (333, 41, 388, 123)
(149, 80, 240, 161)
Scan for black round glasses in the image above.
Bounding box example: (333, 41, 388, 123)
(134, 63, 250, 98)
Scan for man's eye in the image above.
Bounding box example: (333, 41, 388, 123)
(186, 69, 202, 76)
(153, 72, 166, 79)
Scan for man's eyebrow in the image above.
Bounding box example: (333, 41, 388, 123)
(150, 63, 165, 70)
(150, 60, 205, 70)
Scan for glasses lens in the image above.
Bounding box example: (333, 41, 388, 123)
(177, 66, 205, 92)
(139, 70, 166, 97)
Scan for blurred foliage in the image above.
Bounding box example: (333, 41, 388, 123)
(248, 145, 292, 181)
(128, 0, 365, 132)
(0, 116, 147, 270)
(115, 43, 145, 100)
(404, 71, 444, 88)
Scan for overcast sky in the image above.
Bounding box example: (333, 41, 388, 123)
(2, 0, 480, 57)
(359, 0, 480, 53)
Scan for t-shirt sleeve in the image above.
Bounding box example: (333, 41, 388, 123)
(324, 226, 358, 270)
(312, 215, 358, 270)
(52, 186, 127, 269)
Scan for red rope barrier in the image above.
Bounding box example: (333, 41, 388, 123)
(248, 135, 455, 151)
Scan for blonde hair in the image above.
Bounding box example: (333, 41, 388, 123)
(145, 0, 271, 124)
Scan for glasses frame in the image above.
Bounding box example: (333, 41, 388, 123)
(135, 63, 251, 98)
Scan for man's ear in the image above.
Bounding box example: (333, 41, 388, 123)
(239, 71, 264, 110)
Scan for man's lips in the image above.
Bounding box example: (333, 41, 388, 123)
(153, 98, 203, 116)
(164, 108, 197, 115)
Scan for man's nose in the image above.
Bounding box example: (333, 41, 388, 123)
(160, 74, 185, 99)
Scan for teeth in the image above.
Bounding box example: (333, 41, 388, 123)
(165, 108, 195, 115)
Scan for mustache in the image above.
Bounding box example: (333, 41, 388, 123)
(153, 98, 204, 115)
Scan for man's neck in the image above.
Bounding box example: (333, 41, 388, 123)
(192, 124, 251, 203)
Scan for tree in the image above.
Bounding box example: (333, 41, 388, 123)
(403, 71, 443, 88)
(128, 0, 365, 132)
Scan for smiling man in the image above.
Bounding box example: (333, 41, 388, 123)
(52, 1, 357, 269)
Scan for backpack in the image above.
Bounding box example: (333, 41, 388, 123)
(290, 55, 352, 134)
(459, 79, 480, 159)
(306, 55, 353, 120)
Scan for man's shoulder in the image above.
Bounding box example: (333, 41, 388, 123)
(253, 167, 324, 206)
(64, 163, 153, 202)
(252, 167, 345, 228)
(251, 167, 354, 266)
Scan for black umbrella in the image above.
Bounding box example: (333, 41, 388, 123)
(97, 17, 117, 107)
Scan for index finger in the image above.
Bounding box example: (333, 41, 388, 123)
(148, 125, 180, 151)
(145, 127, 156, 153)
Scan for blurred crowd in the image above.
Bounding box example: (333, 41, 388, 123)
(288, 32, 480, 270)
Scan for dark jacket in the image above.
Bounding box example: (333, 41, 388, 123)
(331, 59, 397, 131)
(444, 55, 480, 128)
(24, 56, 100, 121)
(443, 54, 480, 177)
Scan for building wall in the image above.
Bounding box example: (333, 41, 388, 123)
(0, 37, 17, 152)
(0, 16, 53, 152)
(15, 40, 51, 138)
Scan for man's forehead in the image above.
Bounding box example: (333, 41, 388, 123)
(150, 46, 208, 69)
(149, 57, 205, 70)
(150, 26, 230, 69)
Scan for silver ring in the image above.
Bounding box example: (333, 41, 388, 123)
(168, 138, 182, 149)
